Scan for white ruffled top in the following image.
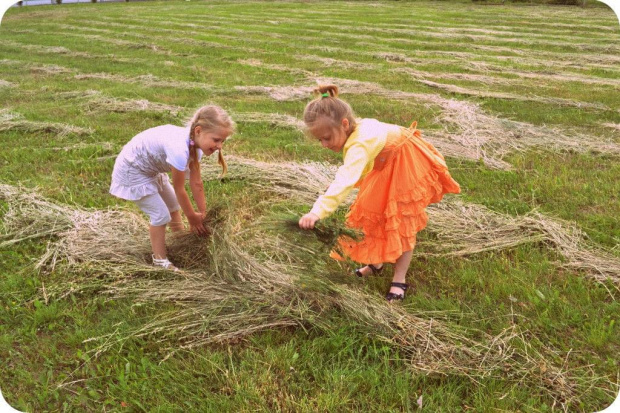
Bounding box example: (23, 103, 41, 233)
(110, 124, 203, 201)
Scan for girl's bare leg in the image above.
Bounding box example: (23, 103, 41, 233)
(389, 250, 413, 295)
(149, 224, 167, 259)
(168, 210, 184, 232)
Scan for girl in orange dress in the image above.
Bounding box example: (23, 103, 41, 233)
(298, 85, 460, 301)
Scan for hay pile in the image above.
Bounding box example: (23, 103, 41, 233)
(0, 79, 15, 88)
(433, 98, 620, 171)
(82, 96, 184, 116)
(416, 79, 612, 111)
(74, 73, 213, 91)
(0, 109, 92, 138)
(203, 156, 620, 290)
(233, 85, 315, 101)
(0, 182, 596, 407)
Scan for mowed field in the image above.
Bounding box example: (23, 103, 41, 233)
(1, 0, 619, 411)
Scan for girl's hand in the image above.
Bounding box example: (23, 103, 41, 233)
(188, 211, 207, 236)
(299, 213, 320, 230)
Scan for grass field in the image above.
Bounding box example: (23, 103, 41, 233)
(1, 0, 619, 411)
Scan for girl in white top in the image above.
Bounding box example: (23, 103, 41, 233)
(110, 105, 234, 271)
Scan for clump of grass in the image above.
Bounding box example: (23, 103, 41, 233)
(276, 212, 363, 254)
(0, 109, 92, 138)
(82, 96, 184, 116)
(167, 204, 227, 270)
(0, 79, 15, 88)
(74, 72, 213, 91)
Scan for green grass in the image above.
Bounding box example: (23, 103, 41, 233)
(1, 0, 619, 411)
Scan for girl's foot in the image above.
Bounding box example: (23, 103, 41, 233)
(354, 264, 384, 277)
(152, 255, 179, 272)
(386, 282, 408, 302)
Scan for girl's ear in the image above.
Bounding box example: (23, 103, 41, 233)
(193, 125, 202, 138)
(341, 118, 350, 132)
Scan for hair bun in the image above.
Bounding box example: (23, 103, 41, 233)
(315, 84, 339, 98)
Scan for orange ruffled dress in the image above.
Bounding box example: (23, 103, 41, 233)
(331, 120, 460, 264)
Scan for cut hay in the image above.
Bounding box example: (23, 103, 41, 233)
(47, 142, 116, 153)
(427, 202, 620, 289)
(0, 79, 16, 88)
(232, 112, 305, 130)
(435, 98, 620, 170)
(0, 109, 92, 138)
(0, 184, 76, 248)
(202, 156, 620, 290)
(457, 61, 620, 88)
(229, 76, 620, 169)
(3, 39, 148, 64)
(233, 85, 315, 101)
(237, 59, 314, 77)
(57, 90, 103, 99)
(393, 67, 515, 86)
(28, 64, 73, 75)
(294, 54, 380, 71)
(56, 23, 249, 56)
(82, 96, 184, 116)
(74, 73, 212, 91)
(416, 79, 613, 112)
(277, 213, 363, 253)
(80, 34, 165, 52)
(0, 58, 73, 75)
(2, 39, 72, 55)
(0, 183, 593, 407)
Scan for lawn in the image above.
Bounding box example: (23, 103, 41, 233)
(1, 0, 619, 411)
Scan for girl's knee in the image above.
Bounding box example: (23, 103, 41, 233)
(150, 211, 171, 227)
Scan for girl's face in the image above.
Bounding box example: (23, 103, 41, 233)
(194, 126, 230, 155)
(309, 117, 350, 152)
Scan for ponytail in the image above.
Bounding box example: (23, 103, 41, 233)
(303, 84, 356, 133)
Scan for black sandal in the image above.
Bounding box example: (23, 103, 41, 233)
(354, 264, 384, 277)
(386, 282, 408, 302)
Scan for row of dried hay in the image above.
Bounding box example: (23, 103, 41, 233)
(202, 156, 620, 290)
(0, 182, 598, 407)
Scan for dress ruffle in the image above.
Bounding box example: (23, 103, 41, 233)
(109, 173, 170, 201)
(109, 181, 160, 201)
(334, 124, 460, 264)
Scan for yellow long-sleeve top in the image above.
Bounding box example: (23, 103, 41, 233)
(310, 118, 396, 219)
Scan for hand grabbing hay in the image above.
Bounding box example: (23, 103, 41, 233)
(278, 212, 363, 252)
(166, 205, 227, 269)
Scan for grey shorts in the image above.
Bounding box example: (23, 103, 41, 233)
(134, 174, 181, 226)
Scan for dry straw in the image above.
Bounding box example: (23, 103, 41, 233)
(0, 109, 92, 138)
(0, 181, 602, 407)
(202, 156, 620, 290)
(82, 96, 184, 116)
(416, 79, 613, 112)
(74, 73, 213, 91)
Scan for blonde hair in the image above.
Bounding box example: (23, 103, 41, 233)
(187, 105, 234, 176)
(303, 84, 356, 134)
